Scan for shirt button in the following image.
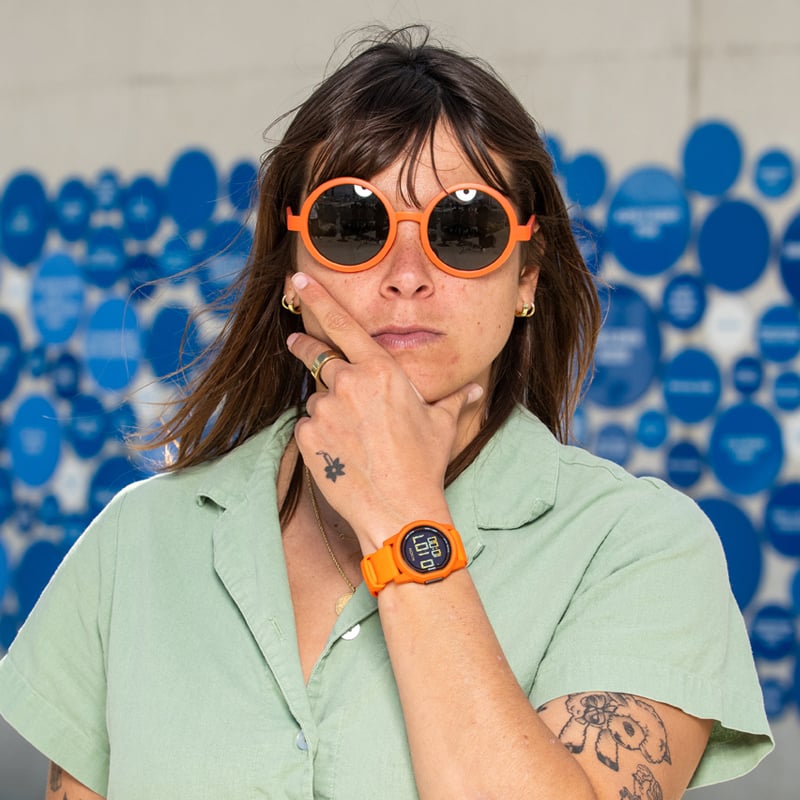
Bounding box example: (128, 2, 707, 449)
(295, 730, 309, 751)
(342, 623, 361, 641)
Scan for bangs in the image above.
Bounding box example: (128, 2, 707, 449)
(303, 80, 513, 208)
(275, 29, 537, 219)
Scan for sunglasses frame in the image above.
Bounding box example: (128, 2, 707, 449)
(286, 177, 535, 278)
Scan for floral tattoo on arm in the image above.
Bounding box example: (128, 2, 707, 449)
(49, 763, 63, 791)
(543, 692, 670, 799)
(620, 764, 662, 800)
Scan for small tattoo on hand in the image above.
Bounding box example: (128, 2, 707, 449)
(317, 451, 346, 482)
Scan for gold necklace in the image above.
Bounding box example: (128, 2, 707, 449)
(304, 465, 356, 614)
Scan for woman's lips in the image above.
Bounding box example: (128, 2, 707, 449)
(371, 328, 443, 350)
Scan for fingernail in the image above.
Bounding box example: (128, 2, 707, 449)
(467, 385, 484, 404)
(292, 272, 309, 289)
(287, 333, 299, 348)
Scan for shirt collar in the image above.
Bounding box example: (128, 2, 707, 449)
(195, 405, 559, 531)
(194, 410, 299, 510)
(447, 405, 559, 530)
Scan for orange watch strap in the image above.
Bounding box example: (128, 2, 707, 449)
(361, 541, 400, 595)
(361, 520, 466, 596)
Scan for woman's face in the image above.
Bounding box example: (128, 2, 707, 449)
(285, 125, 539, 410)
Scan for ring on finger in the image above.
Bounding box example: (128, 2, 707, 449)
(309, 349, 346, 388)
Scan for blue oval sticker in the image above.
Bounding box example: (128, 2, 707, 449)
(1, 172, 49, 266)
(663, 348, 721, 423)
(758, 305, 800, 363)
(0, 469, 13, 525)
(709, 403, 783, 494)
(0, 313, 23, 402)
(661, 273, 706, 330)
(764, 482, 800, 557)
(55, 177, 94, 242)
(52, 351, 82, 399)
(145, 305, 201, 381)
(571, 215, 604, 276)
(774, 371, 800, 411)
(753, 149, 794, 198)
(606, 167, 690, 276)
(683, 120, 742, 196)
(750, 604, 796, 661)
(85, 226, 125, 288)
(227, 160, 258, 212)
(698, 200, 770, 292)
(167, 148, 218, 232)
(85, 298, 142, 392)
(779, 212, 800, 302)
(66, 394, 109, 459)
(587, 285, 661, 407)
(732, 356, 763, 396)
(636, 409, 668, 449)
(13, 540, 66, 618)
(565, 152, 607, 208)
(123, 175, 163, 241)
(94, 169, 121, 211)
(9, 395, 62, 487)
(594, 423, 631, 466)
(197, 220, 252, 306)
(698, 497, 761, 610)
(666, 440, 703, 488)
(31, 252, 85, 344)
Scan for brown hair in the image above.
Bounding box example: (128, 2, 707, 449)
(142, 26, 601, 521)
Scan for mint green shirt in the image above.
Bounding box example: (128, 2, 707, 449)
(0, 407, 772, 798)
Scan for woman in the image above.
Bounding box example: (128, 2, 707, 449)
(0, 26, 771, 799)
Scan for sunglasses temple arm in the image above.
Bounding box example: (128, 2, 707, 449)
(286, 208, 301, 231)
(515, 215, 536, 241)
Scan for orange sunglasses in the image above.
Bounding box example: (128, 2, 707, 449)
(286, 177, 535, 278)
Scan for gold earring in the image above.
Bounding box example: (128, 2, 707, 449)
(281, 295, 302, 315)
(515, 302, 535, 318)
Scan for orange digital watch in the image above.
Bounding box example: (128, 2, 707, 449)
(361, 520, 467, 596)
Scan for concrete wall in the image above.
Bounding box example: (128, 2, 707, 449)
(1, 1, 799, 797)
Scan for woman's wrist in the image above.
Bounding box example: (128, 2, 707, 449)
(352, 502, 455, 555)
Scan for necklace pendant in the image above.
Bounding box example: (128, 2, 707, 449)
(335, 591, 355, 615)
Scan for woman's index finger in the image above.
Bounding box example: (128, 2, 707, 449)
(290, 272, 382, 362)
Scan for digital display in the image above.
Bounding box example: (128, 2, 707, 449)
(401, 526, 451, 573)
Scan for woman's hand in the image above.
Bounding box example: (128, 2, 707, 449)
(286, 271, 483, 552)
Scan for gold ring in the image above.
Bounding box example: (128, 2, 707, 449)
(309, 349, 345, 388)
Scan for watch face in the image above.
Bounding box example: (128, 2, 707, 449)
(401, 526, 452, 573)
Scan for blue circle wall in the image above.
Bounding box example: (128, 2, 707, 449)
(0, 148, 257, 630)
(559, 121, 799, 722)
(1, 124, 800, 724)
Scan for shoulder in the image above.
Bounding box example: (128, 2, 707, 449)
(480, 405, 714, 536)
(478, 407, 727, 587)
(117, 413, 295, 507)
(564, 444, 711, 530)
(558, 442, 724, 575)
(88, 413, 297, 541)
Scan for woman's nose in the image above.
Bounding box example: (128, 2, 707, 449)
(379, 219, 436, 297)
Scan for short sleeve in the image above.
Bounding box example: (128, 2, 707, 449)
(0, 491, 123, 797)
(529, 480, 773, 788)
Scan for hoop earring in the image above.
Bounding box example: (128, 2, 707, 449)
(515, 302, 535, 318)
(281, 295, 302, 315)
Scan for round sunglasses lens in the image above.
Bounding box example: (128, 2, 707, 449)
(309, 184, 389, 267)
(427, 189, 511, 271)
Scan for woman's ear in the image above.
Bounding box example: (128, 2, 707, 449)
(517, 264, 540, 306)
